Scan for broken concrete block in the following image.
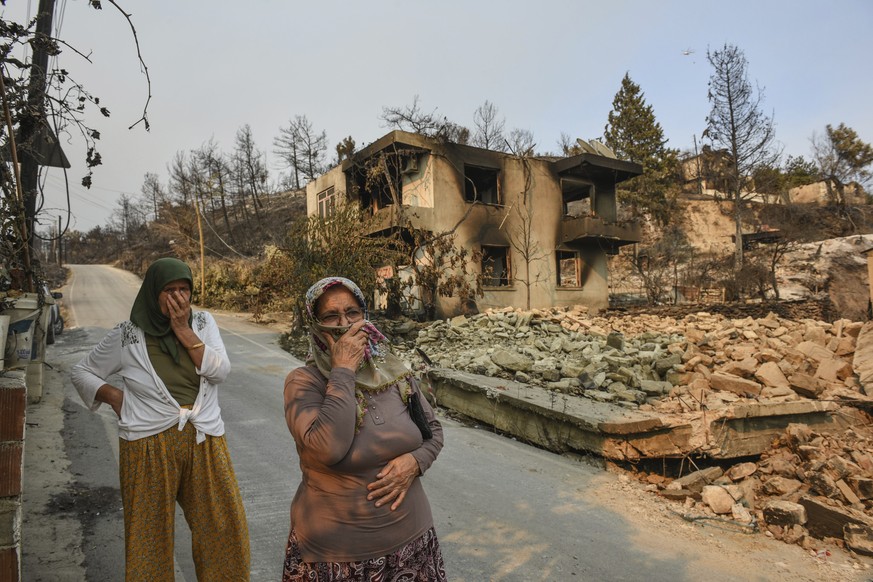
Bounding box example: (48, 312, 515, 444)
(834, 336, 856, 357)
(584, 390, 617, 403)
(808, 472, 839, 498)
(735, 478, 759, 509)
(763, 500, 807, 526)
(762, 476, 803, 496)
(796, 341, 835, 363)
(709, 372, 763, 397)
(731, 503, 753, 524)
(787, 373, 824, 398)
(490, 349, 533, 372)
(802, 325, 828, 346)
(659, 488, 700, 501)
(827, 456, 859, 481)
(560, 359, 587, 378)
(654, 353, 682, 376)
(702, 485, 736, 514)
(851, 451, 873, 474)
(754, 361, 789, 387)
(606, 332, 624, 351)
(815, 358, 854, 383)
(836, 479, 862, 505)
(848, 476, 873, 500)
(786, 423, 814, 445)
(638, 380, 672, 396)
(719, 357, 758, 378)
(799, 496, 866, 539)
(796, 445, 823, 462)
(760, 386, 796, 399)
(449, 315, 468, 328)
(782, 524, 807, 545)
(727, 462, 757, 481)
(844, 524, 873, 556)
(577, 371, 597, 391)
(666, 467, 724, 493)
(760, 454, 800, 478)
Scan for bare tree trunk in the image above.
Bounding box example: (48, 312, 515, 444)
(734, 193, 744, 271)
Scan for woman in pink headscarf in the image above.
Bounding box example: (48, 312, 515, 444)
(282, 276, 447, 581)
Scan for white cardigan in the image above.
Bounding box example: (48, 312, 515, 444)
(71, 311, 232, 443)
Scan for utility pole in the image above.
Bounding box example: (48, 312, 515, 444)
(19, 0, 56, 289)
(122, 198, 130, 241)
(193, 194, 206, 299)
(57, 215, 62, 267)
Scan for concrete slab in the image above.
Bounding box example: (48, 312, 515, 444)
(428, 368, 692, 461)
(707, 400, 860, 459)
(428, 367, 862, 461)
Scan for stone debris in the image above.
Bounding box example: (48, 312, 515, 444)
(379, 304, 873, 552)
(391, 305, 870, 418)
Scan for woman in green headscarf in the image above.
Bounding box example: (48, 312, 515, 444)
(72, 258, 250, 581)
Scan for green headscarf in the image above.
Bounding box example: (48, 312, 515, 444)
(130, 258, 194, 363)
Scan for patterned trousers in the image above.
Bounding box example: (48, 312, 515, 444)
(119, 422, 250, 581)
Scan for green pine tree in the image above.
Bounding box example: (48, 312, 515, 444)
(603, 73, 678, 224)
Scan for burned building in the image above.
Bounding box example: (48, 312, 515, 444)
(305, 130, 642, 317)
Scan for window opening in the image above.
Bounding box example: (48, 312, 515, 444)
(465, 165, 500, 204)
(482, 245, 511, 286)
(557, 250, 580, 287)
(317, 186, 338, 218)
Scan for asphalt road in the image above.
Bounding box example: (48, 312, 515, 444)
(21, 264, 869, 582)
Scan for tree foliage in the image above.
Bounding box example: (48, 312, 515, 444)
(811, 123, 873, 206)
(704, 43, 778, 270)
(630, 223, 693, 305)
(603, 73, 679, 223)
(334, 135, 356, 163)
(273, 114, 328, 190)
(380, 95, 470, 144)
(0, 3, 149, 290)
(505, 154, 549, 309)
(276, 202, 399, 327)
(471, 100, 506, 151)
(783, 155, 819, 189)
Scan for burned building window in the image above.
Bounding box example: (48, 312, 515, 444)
(317, 186, 338, 218)
(465, 165, 500, 204)
(482, 245, 511, 286)
(557, 250, 580, 287)
(561, 181, 594, 217)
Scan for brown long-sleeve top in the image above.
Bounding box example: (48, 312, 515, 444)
(283, 365, 444, 562)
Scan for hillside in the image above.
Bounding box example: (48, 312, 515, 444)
(609, 196, 873, 321)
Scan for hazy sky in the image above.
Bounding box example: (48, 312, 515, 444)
(6, 0, 873, 233)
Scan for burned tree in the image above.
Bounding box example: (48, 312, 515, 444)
(704, 43, 778, 271)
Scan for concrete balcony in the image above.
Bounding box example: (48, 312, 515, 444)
(364, 205, 435, 236)
(559, 215, 642, 249)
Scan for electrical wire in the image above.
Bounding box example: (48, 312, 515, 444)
(197, 206, 249, 258)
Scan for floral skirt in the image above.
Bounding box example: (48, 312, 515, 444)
(282, 526, 447, 582)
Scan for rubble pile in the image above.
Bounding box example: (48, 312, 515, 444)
(639, 422, 873, 556)
(392, 305, 870, 414)
(384, 304, 873, 551)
